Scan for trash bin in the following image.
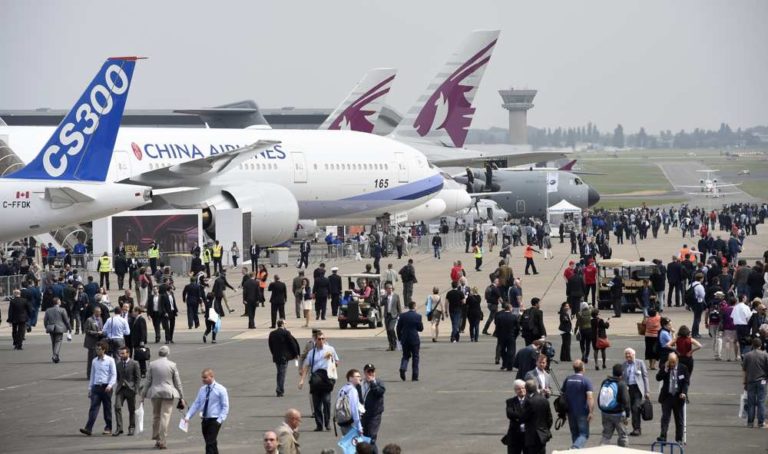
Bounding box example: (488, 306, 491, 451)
(269, 247, 289, 267)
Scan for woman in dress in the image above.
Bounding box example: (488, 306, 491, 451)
(427, 287, 444, 342)
(230, 241, 240, 268)
(301, 277, 313, 327)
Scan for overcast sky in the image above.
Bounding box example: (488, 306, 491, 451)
(2, 0, 766, 133)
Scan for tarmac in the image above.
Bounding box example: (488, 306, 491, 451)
(1, 227, 768, 453)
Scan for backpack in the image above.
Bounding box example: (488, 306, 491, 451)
(520, 308, 535, 336)
(334, 388, 353, 425)
(598, 379, 620, 412)
(684, 283, 700, 308)
(708, 307, 721, 325)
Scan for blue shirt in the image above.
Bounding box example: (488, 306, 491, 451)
(186, 381, 229, 424)
(303, 344, 340, 373)
(562, 373, 593, 416)
(103, 315, 130, 339)
(338, 382, 363, 433)
(658, 329, 672, 350)
(89, 355, 117, 390)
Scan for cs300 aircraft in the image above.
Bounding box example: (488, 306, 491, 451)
(1, 57, 152, 242)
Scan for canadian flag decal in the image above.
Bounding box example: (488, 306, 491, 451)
(16, 191, 30, 199)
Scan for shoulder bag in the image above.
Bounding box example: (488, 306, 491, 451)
(308, 348, 335, 394)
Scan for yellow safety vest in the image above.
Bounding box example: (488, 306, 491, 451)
(474, 247, 482, 259)
(202, 249, 211, 263)
(99, 256, 111, 272)
(213, 244, 223, 258)
(148, 247, 160, 259)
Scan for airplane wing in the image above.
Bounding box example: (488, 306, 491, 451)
(716, 183, 741, 188)
(123, 140, 280, 188)
(469, 191, 511, 197)
(676, 185, 704, 188)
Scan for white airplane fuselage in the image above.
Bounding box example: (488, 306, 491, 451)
(0, 181, 151, 242)
(2, 127, 443, 226)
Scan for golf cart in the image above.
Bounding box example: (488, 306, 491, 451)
(596, 259, 658, 313)
(337, 273, 382, 329)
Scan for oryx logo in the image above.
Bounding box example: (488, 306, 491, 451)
(43, 64, 130, 177)
(549, 179, 556, 185)
(131, 142, 143, 161)
(413, 39, 496, 147)
(328, 74, 395, 133)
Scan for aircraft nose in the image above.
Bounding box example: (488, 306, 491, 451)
(588, 186, 601, 206)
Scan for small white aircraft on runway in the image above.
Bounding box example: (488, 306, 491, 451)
(678, 169, 740, 198)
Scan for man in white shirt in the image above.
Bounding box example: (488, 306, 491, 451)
(184, 368, 230, 454)
(298, 334, 340, 431)
(524, 354, 555, 398)
(103, 307, 131, 358)
(732, 296, 754, 356)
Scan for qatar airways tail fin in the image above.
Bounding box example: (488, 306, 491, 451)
(6, 57, 140, 181)
(320, 68, 397, 133)
(392, 30, 500, 148)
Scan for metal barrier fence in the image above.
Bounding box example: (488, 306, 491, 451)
(0, 274, 25, 300)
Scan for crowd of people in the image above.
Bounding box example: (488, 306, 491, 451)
(2, 201, 768, 452)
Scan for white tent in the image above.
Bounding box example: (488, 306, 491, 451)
(553, 446, 653, 454)
(548, 199, 582, 228)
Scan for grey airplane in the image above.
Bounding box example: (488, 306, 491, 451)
(454, 166, 601, 219)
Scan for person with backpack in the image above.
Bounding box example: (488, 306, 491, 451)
(598, 364, 631, 447)
(705, 291, 725, 360)
(521, 298, 545, 346)
(574, 302, 593, 363)
(335, 369, 363, 436)
(687, 273, 706, 338)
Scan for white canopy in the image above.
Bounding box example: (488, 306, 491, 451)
(548, 199, 581, 213)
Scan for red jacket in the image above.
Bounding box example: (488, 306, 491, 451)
(450, 266, 463, 283)
(584, 264, 597, 285)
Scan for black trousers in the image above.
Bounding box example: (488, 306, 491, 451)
(202, 418, 221, 454)
(362, 412, 382, 450)
(270, 303, 285, 328)
(315, 296, 327, 320)
(525, 258, 537, 274)
(560, 332, 572, 362)
(186, 302, 200, 329)
(213, 258, 222, 275)
(331, 293, 340, 316)
(204, 319, 217, 341)
(385, 316, 398, 350)
(161, 316, 175, 342)
(506, 431, 525, 454)
(116, 273, 125, 290)
(11, 322, 26, 347)
(498, 337, 515, 370)
(275, 361, 287, 396)
(246, 300, 257, 328)
(312, 391, 332, 429)
(660, 396, 685, 442)
(100, 272, 110, 290)
(150, 314, 162, 342)
(628, 384, 643, 431)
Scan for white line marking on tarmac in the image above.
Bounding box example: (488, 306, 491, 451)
(0, 371, 78, 392)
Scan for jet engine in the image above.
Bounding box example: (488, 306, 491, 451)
(199, 183, 299, 246)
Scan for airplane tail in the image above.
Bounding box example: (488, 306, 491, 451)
(392, 29, 500, 148)
(319, 68, 397, 133)
(6, 57, 139, 181)
(558, 159, 577, 171)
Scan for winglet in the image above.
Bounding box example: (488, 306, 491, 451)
(6, 57, 138, 181)
(320, 68, 397, 133)
(392, 30, 500, 148)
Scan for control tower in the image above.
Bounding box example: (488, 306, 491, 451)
(499, 88, 537, 144)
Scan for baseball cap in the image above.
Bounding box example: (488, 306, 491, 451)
(363, 363, 375, 372)
(569, 261, 575, 265)
(331, 266, 339, 272)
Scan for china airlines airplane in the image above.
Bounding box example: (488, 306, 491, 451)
(0, 57, 153, 242)
(2, 107, 443, 245)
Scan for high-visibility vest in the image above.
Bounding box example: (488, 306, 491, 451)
(202, 249, 212, 264)
(474, 247, 482, 259)
(524, 246, 534, 259)
(213, 244, 223, 258)
(99, 256, 111, 272)
(148, 247, 160, 259)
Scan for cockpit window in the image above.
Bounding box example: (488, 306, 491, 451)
(575, 178, 583, 185)
(440, 171, 455, 181)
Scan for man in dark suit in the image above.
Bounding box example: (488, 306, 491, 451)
(268, 275, 288, 329)
(312, 270, 330, 321)
(521, 298, 546, 346)
(84, 306, 104, 378)
(522, 379, 553, 454)
(513, 340, 542, 380)
(268, 319, 300, 397)
(129, 307, 149, 377)
(360, 363, 386, 452)
(113, 346, 141, 436)
(504, 379, 528, 454)
(656, 353, 689, 444)
(157, 284, 178, 344)
(382, 282, 403, 351)
(182, 277, 203, 330)
(329, 267, 342, 317)
(7, 289, 32, 350)
(243, 272, 260, 329)
(666, 256, 683, 307)
(494, 303, 519, 371)
(396, 301, 423, 381)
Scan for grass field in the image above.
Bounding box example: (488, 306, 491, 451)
(572, 157, 673, 195)
(592, 198, 687, 211)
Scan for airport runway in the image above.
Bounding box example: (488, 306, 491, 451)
(2, 230, 768, 453)
(657, 161, 760, 204)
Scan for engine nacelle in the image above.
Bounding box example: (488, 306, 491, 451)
(202, 183, 299, 246)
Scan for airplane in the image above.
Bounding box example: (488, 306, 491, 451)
(0, 57, 153, 242)
(678, 169, 741, 198)
(385, 29, 599, 218)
